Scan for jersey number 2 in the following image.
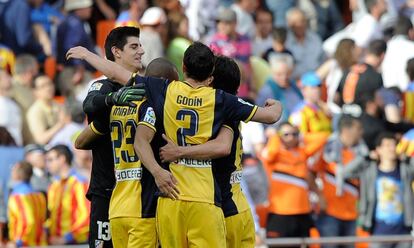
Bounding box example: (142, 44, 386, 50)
(176, 109, 199, 146)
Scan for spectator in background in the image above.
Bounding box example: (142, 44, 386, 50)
(116, 0, 148, 28)
(231, 0, 258, 39)
(166, 12, 191, 80)
(139, 7, 167, 67)
(252, 8, 273, 57)
(10, 54, 39, 145)
(46, 145, 90, 245)
(24, 144, 49, 195)
(336, 39, 386, 113)
(0, 0, 45, 58)
(210, 8, 252, 97)
(298, 0, 344, 40)
(48, 102, 85, 150)
(0, 70, 23, 146)
(0, 44, 15, 73)
(262, 27, 294, 62)
(56, 0, 95, 98)
(359, 91, 414, 150)
(401, 58, 414, 123)
(324, 0, 387, 57)
(382, 15, 414, 91)
(73, 148, 92, 181)
(317, 38, 359, 115)
(27, 75, 69, 145)
(289, 72, 332, 134)
(29, 0, 64, 36)
(262, 122, 326, 239)
(181, 0, 219, 41)
(285, 8, 325, 79)
(317, 115, 368, 248)
(265, 0, 295, 27)
(256, 54, 302, 123)
(7, 161, 47, 247)
(342, 133, 414, 248)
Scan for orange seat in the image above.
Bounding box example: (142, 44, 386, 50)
(355, 227, 370, 248)
(309, 227, 321, 248)
(96, 20, 115, 54)
(44, 56, 57, 79)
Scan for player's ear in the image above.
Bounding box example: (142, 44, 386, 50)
(182, 63, 187, 73)
(206, 76, 214, 86)
(111, 46, 121, 59)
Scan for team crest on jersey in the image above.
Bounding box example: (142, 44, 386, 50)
(143, 107, 156, 126)
(88, 82, 103, 92)
(237, 98, 253, 106)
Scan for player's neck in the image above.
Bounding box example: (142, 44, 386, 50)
(185, 77, 210, 87)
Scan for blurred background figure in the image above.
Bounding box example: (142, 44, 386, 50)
(116, 0, 148, 27)
(56, 0, 95, 98)
(27, 75, 69, 145)
(262, 27, 294, 63)
(231, 0, 258, 39)
(24, 144, 49, 195)
(252, 8, 273, 57)
(46, 145, 90, 245)
(139, 6, 167, 67)
(7, 161, 47, 247)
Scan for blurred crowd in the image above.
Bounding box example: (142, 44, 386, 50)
(0, 0, 414, 247)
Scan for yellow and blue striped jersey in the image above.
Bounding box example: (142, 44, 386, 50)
(213, 121, 250, 217)
(135, 76, 258, 206)
(108, 100, 157, 219)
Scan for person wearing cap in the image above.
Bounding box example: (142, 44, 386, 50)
(289, 72, 332, 134)
(25, 144, 50, 195)
(56, 0, 96, 98)
(209, 7, 253, 98)
(139, 7, 167, 68)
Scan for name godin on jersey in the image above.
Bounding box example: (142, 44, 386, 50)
(177, 95, 203, 107)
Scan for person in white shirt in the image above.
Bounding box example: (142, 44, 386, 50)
(323, 0, 387, 57)
(231, 0, 257, 39)
(252, 8, 273, 57)
(0, 70, 22, 146)
(285, 8, 325, 79)
(382, 15, 414, 90)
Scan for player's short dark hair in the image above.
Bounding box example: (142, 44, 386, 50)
(183, 42, 215, 81)
(145, 58, 179, 81)
(367, 39, 387, 57)
(375, 132, 396, 148)
(407, 57, 414, 81)
(15, 161, 33, 183)
(48, 144, 73, 165)
(394, 15, 413, 36)
(365, 0, 378, 12)
(104, 26, 140, 61)
(212, 56, 240, 95)
(272, 27, 287, 43)
(338, 114, 360, 132)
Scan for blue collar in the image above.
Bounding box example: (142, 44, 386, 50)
(11, 182, 34, 195)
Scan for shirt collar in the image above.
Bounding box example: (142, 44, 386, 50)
(12, 182, 33, 194)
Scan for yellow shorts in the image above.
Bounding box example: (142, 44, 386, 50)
(110, 217, 157, 248)
(156, 197, 226, 248)
(226, 209, 256, 248)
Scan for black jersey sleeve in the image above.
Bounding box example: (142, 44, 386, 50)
(83, 79, 121, 120)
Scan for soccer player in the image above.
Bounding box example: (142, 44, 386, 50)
(46, 145, 90, 245)
(159, 55, 258, 247)
(8, 161, 47, 247)
(80, 26, 146, 248)
(84, 58, 179, 248)
(66, 42, 282, 247)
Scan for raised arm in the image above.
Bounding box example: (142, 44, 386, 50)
(251, 99, 283, 124)
(134, 125, 179, 199)
(66, 46, 131, 84)
(159, 126, 234, 162)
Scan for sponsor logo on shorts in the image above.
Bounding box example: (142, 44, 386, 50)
(95, 240, 104, 248)
(115, 168, 142, 182)
(175, 158, 212, 168)
(230, 170, 243, 184)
